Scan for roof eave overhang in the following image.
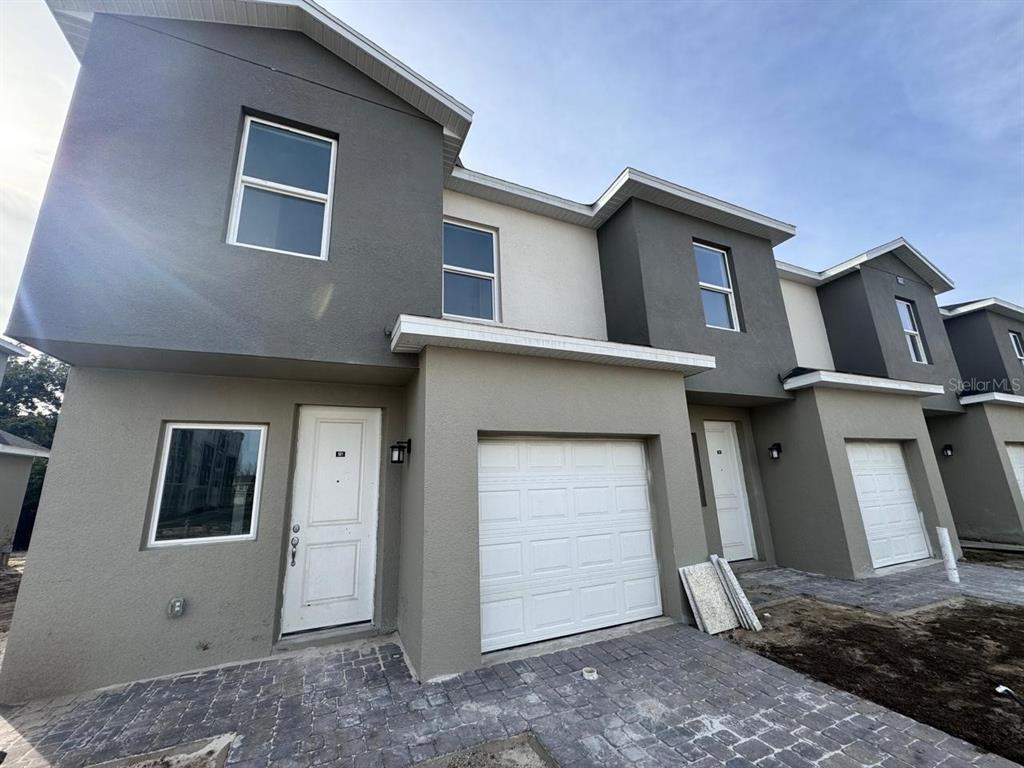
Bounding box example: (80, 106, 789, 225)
(783, 370, 946, 398)
(959, 392, 1024, 408)
(45, 0, 472, 171)
(446, 167, 796, 246)
(390, 314, 717, 376)
(940, 298, 1024, 324)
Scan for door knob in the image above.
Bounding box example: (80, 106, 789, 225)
(290, 536, 300, 567)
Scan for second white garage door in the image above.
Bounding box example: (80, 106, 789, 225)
(478, 438, 662, 652)
(1007, 444, 1024, 499)
(847, 441, 930, 569)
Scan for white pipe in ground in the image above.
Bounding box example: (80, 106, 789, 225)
(936, 526, 960, 584)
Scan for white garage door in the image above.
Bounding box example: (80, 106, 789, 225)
(847, 441, 930, 568)
(1008, 444, 1024, 498)
(478, 438, 662, 652)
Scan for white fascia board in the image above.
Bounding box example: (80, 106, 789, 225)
(390, 315, 716, 375)
(783, 370, 946, 397)
(0, 444, 49, 459)
(775, 260, 822, 286)
(821, 238, 954, 294)
(446, 167, 796, 245)
(942, 298, 1024, 324)
(959, 392, 1024, 407)
(0, 337, 28, 357)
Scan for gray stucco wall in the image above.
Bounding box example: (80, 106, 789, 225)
(753, 388, 960, 579)
(687, 405, 775, 565)
(7, 15, 442, 369)
(928, 404, 1024, 545)
(0, 455, 33, 549)
(985, 312, 1024, 393)
(944, 310, 1024, 395)
(0, 367, 408, 701)
(398, 346, 708, 680)
(817, 257, 961, 413)
(596, 200, 798, 403)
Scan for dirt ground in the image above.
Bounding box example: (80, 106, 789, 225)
(727, 599, 1024, 763)
(962, 547, 1024, 570)
(415, 735, 556, 768)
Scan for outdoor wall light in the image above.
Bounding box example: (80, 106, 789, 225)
(768, 443, 783, 460)
(390, 440, 412, 464)
(941, 444, 954, 458)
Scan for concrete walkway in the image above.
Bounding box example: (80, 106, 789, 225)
(0, 620, 1014, 768)
(737, 561, 1024, 613)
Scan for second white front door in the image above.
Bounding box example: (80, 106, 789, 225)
(705, 421, 756, 561)
(281, 406, 381, 635)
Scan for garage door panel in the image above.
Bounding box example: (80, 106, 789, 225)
(480, 438, 662, 651)
(847, 441, 930, 569)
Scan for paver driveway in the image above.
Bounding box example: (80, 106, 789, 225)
(0, 622, 1013, 768)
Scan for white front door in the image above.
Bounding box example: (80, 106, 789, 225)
(1007, 444, 1024, 499)
(846, 441, 930, 568)
(478, 438, 662, 652)
(705, 421, 756, 561)
(281, 406, 381, 634)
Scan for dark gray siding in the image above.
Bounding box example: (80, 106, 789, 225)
(597, 199, 798, 402)
(817, 255, 961, 412)
(817, 272, 887, 377)
(7, 15, 443, 369)
(987, 311, 1024, 392)
(943, 311, 1009, 393)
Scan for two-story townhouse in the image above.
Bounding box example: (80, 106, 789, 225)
(1, 0, 724, 701)
(928, 299, 1024, 545)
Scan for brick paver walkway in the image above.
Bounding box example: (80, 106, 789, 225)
(737, 562, 1024, 613)
(0, 622, 1014, 768)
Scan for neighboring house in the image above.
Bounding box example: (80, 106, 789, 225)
(0, 0, 967, 700)
(0, 338, 50, 559)
(928, 299, 1024, 545)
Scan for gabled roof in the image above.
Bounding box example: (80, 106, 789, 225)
(776, 237, 955, 294)
(0, 430, 49, 459)
(447, 166, 796, 246)
(940, 297, 1024, 324)
(45, 0, 473, 170)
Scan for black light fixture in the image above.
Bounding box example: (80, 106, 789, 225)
(390, 439, 412, 464)
(941, 444, 954, 458)
(768, 443, 783, 460)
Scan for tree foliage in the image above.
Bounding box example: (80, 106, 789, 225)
(0, 354, 69, 449)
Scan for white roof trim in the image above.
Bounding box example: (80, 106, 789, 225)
(0, 337, 28, 357)
(783, 370, 946, 397)
(446, 166, 796, 246)
(390, 315, 717, 375)
(959, 392, 1024, 407)
(45, 0, 473, 170)
(941, 298, 1024, 323)
(775, 238, 955, 294)
(0, 444, 49, 459)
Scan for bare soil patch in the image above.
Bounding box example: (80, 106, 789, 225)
(727, 598, 1024, 763)
(962, 547, 1024, 570)
(415, 734, 556, 768)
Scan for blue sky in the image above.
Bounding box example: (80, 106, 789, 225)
(1, 0, 1022, 329)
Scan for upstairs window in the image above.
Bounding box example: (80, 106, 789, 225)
(695, 243, 738, 331)
(896, 299, 928, 363)
(228, 116, 336, 259)
(150, 423, 267, 546)
(443, 221, 498, 321)
(1011, 331, 1024, 368)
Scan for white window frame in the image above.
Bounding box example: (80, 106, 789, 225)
(695, 242, 739, 332)
(442, 218, 500, 324)
(1011, 331, 1024, 368)
(227, 116, 337, 261)
(148, 422, 268, 548)
(896, 299, 928, 364)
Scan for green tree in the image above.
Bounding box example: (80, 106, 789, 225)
(1, 353, 69, 550)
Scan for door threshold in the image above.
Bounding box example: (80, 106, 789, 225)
(275, 621, 382, 652)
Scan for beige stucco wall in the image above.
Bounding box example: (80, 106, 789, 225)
(0, 454, 33, 548)
(779, 278, 835, 371)
(442, 190, 608, 340)
(398, 346, 707, 680)
(928, 403, 1024, 545)
(754, 388, 960, 579)
(0, 367, 408, 702)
